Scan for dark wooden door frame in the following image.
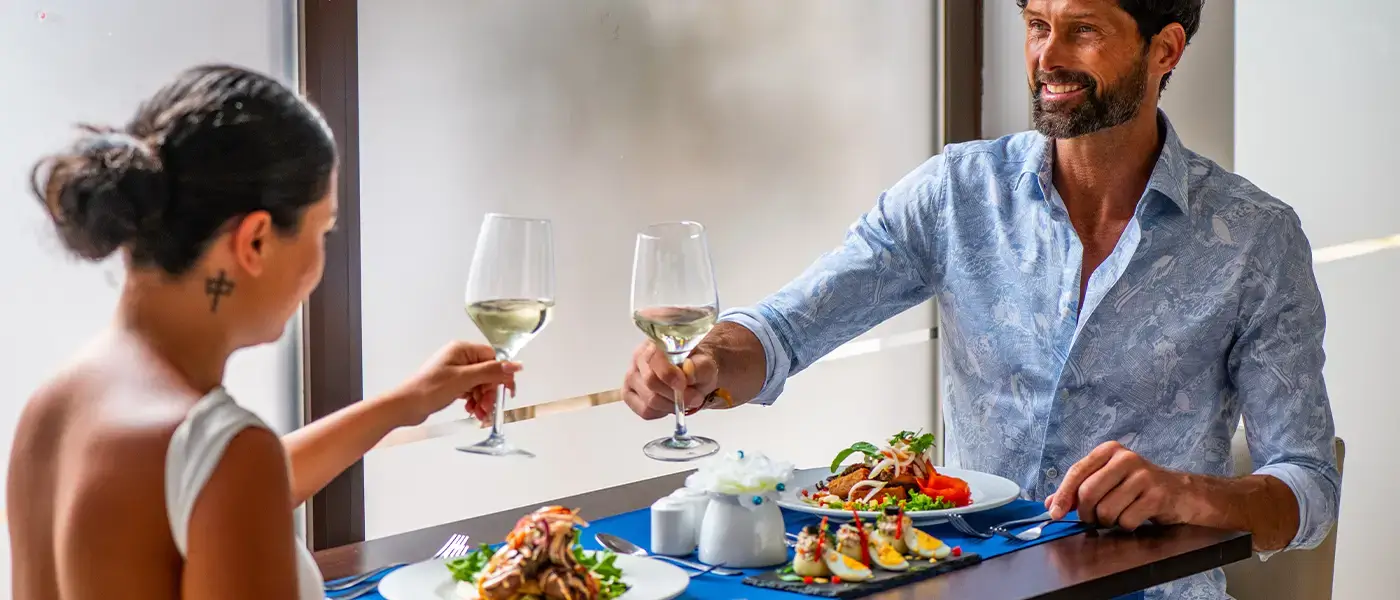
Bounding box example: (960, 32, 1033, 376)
(300, 0, 365, 551)
(296, 0, 981, 551)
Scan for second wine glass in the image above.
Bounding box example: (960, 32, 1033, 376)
(631, 221, 722, 462)
(458, 213, 555, 458)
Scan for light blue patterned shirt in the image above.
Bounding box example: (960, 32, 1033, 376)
(722, 111, 1340, 599)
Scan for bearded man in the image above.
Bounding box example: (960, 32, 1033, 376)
(614, 2, 1341, 597)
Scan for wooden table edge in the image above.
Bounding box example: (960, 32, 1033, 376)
(314, 472, 1255, 600)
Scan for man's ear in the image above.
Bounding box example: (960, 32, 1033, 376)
(1152, 23, 1188, 82)
(231, 211, 274, 277)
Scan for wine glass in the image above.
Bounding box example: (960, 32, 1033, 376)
(631, 221, 722, 462)
(457, 213, 555, 458)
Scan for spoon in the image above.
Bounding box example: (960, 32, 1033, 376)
(594, 533, 743, 576)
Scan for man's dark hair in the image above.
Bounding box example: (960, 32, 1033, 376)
(1017, 0, 1204, 93)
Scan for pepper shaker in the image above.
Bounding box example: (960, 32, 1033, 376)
(650, 497, 696, 556)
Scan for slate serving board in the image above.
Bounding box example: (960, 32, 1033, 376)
(742, 553, 983, 598)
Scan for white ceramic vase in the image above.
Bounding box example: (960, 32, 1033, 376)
(696, 492, 788, 568)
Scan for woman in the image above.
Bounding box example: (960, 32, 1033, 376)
(7, 65, 513, 599)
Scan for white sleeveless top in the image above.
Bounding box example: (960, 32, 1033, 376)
(165, 389, 324, 599)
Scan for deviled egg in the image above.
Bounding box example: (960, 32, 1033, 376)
(793, 524, 833, 577)
(874, 505, 913, 555)
(834, 523, 871, 562)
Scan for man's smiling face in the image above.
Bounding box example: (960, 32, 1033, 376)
(1023, 0, 1154, 139)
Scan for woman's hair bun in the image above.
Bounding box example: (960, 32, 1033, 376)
(32, 124, 169, 262)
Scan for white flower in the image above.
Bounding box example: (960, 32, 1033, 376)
(684, 450, 794, 495)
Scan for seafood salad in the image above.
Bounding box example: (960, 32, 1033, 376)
(446, 506, 627, 600)
(800, 431, 973, 511)
(778, 507, 958, 586)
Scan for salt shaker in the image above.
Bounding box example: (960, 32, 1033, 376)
(667, 487, 709, 537)
(649, 497, 696, 556)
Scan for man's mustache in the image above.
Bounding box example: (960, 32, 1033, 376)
(1034, 70, 1095, 89)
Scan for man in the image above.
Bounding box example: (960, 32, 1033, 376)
(619, 0, 1340, 598)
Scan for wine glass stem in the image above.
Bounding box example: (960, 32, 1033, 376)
(669, 354, 690, 441)
(491, 349, 513, 437)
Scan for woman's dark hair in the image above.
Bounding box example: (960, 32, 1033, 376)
(1017, 0, 1204, 92)
(31, 64, 337, 275)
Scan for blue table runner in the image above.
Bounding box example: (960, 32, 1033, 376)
(329, 499, 1146, 599)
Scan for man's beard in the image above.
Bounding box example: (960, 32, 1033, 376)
(1032, 57, 1148, 139)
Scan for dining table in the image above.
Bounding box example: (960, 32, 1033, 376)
(314, 471, 1253, 600)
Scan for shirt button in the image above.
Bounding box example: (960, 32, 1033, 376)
(1058, 390, 1069, 400)
(1045, 467, 1059, 479)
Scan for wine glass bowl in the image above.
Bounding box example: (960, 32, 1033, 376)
(631, 221, 722, 462)
(458, 213, 555, 458)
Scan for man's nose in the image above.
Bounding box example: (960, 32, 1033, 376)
(1036, 29, 1074, 73)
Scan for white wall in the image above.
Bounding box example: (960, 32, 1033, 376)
(0, 0, 300, 587)
(1236, 2, 1400, 597)
(358, 0, 938, 538)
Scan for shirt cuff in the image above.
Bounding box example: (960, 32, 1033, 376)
(1251, 462, 1333, 560)
(717, 307, 790, 406)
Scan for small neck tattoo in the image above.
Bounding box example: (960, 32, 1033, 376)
(205, 270, 235, 313)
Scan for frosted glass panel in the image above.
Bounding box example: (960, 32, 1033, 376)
(359, 0, 938, 538)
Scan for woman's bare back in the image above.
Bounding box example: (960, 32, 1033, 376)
(8, 343, 198, 599)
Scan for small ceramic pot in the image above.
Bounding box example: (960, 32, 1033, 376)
(696, 492, 788, 568)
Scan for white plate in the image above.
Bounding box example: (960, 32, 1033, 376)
(776, 466, 1021, 525)
(378, 553, 689, 600)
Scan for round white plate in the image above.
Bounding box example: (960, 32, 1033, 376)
(377, 553, 689, 600)
(776, 466, 1022, 525)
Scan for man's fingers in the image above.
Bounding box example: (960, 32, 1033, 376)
(622, 377, 672, 420)
(635, 358, 677, 399)
(1051, 442, 1123, 518)
(645, 348, 687, 391)
(1076, 452, 1137, 526)
(684, 353, 720, 387)
(681, 386, 708, 410)
(1091, 471, 1145, 527)
(1115, 495, 1156, 531)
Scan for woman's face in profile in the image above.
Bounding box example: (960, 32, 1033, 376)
(248, 171, 339, 343)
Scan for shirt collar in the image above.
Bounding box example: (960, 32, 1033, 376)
(1017, 109, 1191, 214)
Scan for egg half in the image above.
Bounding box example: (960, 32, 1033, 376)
(823, 549, 874, 582)
(871, 541, 909, 571)
(904, 525, 948, 559)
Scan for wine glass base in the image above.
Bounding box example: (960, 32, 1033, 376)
(456, 433, 535, 458)
(643, 435, 720, 462)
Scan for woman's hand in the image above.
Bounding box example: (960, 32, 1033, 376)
(393, 341, 521, 427)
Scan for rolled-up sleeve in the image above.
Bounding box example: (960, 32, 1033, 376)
(1229, 207, 1341, 553)
(719, 153, 950, 405)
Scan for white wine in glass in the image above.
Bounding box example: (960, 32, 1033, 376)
(631, 221, 722, 462)
(459, 214, 555, 458)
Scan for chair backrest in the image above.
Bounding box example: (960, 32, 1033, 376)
(1223, 428, 1345, 600)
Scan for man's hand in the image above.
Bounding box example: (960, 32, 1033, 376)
(1046, 441, 1198, 530)
(621, 342, 718, 420)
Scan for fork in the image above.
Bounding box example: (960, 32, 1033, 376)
(435, 533, 473, 559)
(945, 513, 993, 539)
(988, 512, 1092, 542)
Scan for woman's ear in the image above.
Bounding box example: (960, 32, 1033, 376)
(231, 211, 273, 277)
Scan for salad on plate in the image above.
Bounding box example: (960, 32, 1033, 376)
(446, 506, 627, 600)
(800, 430, 973, 512)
